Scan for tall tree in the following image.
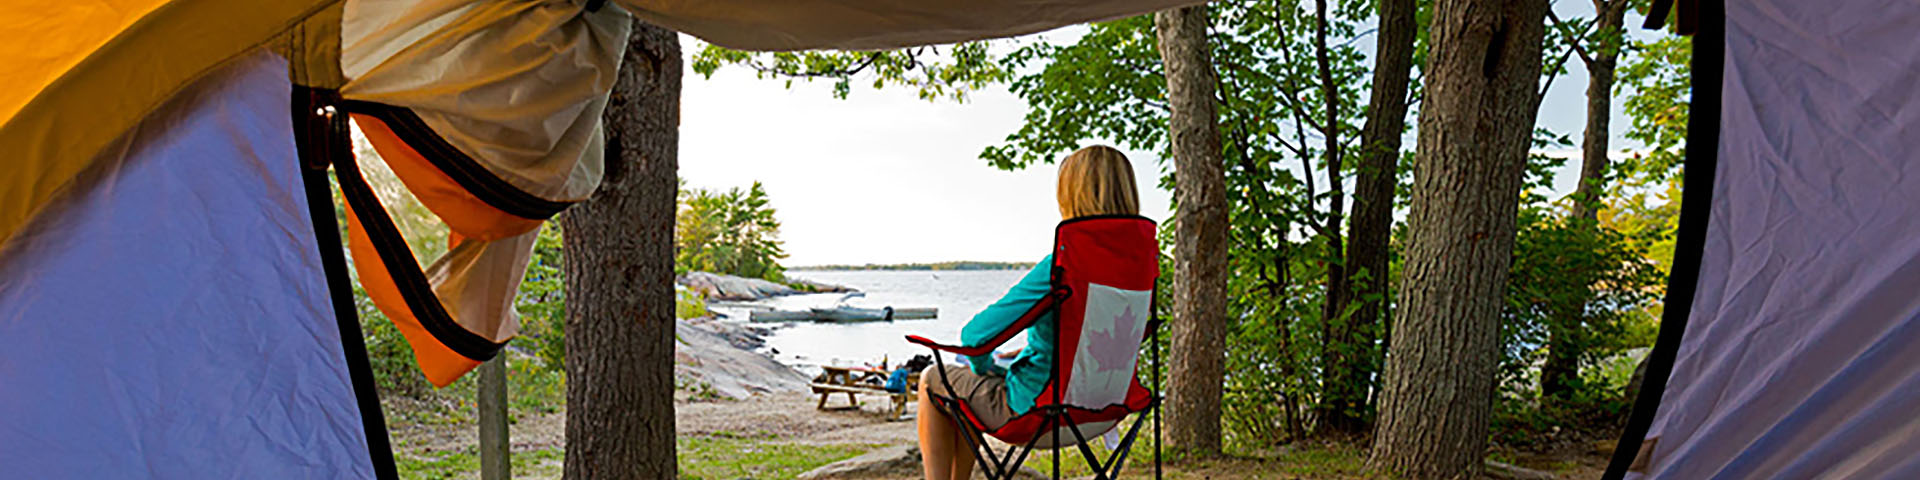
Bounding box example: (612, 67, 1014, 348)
(560, 19, 680, 479)
(1155, 4, 1229, 456)
(1322, 0, 1418, 434)
(1539, 0, 1633, 400)
(1370, 0, 1547, 477)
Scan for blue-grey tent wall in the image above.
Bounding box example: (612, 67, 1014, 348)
(0, 51, 385, 478)
(1612, 0, 1920, 477)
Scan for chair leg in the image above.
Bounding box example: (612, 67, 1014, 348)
(1063, 419, 1109, 480)
(1100, 405, 1156, 479)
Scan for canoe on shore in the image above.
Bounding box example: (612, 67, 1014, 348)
(749, 306, 937, 323)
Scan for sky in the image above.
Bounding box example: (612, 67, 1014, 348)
(676, 3, 1660, 266)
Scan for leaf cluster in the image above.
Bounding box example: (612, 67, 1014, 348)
(675, 181, 789, 281)
(691, 42, 1010, 101)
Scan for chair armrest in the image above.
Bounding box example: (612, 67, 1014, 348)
(905, 335, 996, 356)
(904, 287, 1065, 357)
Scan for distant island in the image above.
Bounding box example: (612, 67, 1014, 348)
(794, 261, 1037, 271)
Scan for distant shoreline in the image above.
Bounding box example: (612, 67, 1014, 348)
(791, 261, 1036, 271)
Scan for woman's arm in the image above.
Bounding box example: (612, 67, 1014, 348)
(958, 255, 1053, 375)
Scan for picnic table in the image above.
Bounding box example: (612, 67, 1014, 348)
(811, 364, 918, 420)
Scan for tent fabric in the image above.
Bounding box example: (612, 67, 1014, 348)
(1623, 0, 1920, 478)
(614, 0, 1208, 51)
(0, 51, 376, 478)
(341, 0, 630, 204)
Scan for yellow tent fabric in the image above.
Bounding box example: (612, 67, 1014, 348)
(0, 0, 338, 251)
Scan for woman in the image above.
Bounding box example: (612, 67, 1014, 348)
(917, 145, 1141, 480)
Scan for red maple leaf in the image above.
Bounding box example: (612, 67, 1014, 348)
(1082, 304, 1141, 373)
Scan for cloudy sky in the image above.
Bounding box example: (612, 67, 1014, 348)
(676, 4, 1650, 266)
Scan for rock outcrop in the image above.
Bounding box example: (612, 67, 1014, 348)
(674, 317, 807, 399)
(677, 271, 854, 301)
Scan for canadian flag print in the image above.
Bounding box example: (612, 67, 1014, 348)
(1066, 283, 1151, 408)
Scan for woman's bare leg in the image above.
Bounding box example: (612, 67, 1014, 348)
(917, 376, 954, 479)
(949, 430, 977, 480)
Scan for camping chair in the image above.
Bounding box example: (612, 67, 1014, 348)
(907, 215, 1162, 480)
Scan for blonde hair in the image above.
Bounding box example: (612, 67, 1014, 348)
(1056, 145, 1140, 219)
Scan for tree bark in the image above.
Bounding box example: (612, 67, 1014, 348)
(561, 20, 680, 480)
(1322, 0, 1417, 435)
(1369, 0, 1547, 477)
(1155, 5, 1230, 457)
(1544, 0, 1629, 401)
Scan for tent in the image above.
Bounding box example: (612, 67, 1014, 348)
(0, 0, 1200, 476)
(1608, 0, 1920, 478)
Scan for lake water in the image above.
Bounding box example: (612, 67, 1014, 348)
(708, 269, 1032, 371)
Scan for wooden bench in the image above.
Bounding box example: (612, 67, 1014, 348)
(812, 365, 919, 420)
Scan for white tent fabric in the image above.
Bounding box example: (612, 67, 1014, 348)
(617, 0, 1205, 51)
(0, 51, 374, 478)
(1629, 1, 1920, 477)
(342, 0, 630, 202)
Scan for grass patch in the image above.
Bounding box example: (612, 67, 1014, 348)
(678, 435, 875, 480)
(1017, 438, 1368, 479)
(396, 447, 563, 480)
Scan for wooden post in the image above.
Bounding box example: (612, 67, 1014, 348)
(479, 355, 509, 480)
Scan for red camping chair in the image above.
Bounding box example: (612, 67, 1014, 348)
(907, 215, 1162, 480)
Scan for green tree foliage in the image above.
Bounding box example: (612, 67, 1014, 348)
(1484, 131, 1667, 450)
(1619, 35, 1691, 183)
(690, 42, 1009, 101)
(675, 181, 789, 281)
(516, 223, 567, 374)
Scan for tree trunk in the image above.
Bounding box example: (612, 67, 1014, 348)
(1310, 0, 1357, 435)
(1322, 0, 1416, 435)
(561, 20, 681, 480)
(1543, 0, 1628, 401)
(1155, 4, 1230, 457)
(1369, 0, 1547, 477)
(1569, 0, 1627, 222)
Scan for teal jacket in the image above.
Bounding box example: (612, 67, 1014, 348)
(960, 255, 1055, 415)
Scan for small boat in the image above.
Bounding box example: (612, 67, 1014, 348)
(749, 305, 938, 323)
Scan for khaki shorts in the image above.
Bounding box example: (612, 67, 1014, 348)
(921, 364, 1018, 430)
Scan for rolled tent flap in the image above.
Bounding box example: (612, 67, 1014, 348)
(612, 0, 1210, 51)
(333, 0, 629, 386)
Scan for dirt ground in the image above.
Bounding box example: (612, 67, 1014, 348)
(390, 391, 1612, 479)
(387, 392, 919, 474)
